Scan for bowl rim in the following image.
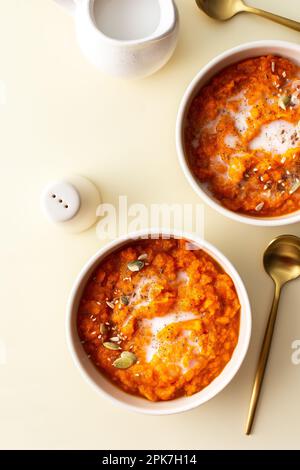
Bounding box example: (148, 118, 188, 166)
(66, 228, 252, 415)
(176, 39, 300, 227)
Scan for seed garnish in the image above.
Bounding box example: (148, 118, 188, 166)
(120, 295, 130, 306)
(103, 342, 121, 351)
(289, 179, 300, 194)
(100, 323, 108, 335)
(278, 94, 291, 110)
(110, 336, 120, 342)
(138, 253, 148, 261)
(127, 260, 145, 272)
(113, 351, 137, 369)
(255, 202, 264, 212)
(106, 300, 115, 309)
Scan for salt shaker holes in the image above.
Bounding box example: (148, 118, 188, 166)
(41, 180, 81, 223)
(41, 176, 101, 232)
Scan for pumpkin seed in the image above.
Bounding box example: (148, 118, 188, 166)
(106, 300, 115, 309)
(138, 253, 148, 261)
(127, 260, 144, 272)
(121, 351, 137, 363)
(278, 94, 291, 110)
(103, 342, 121, 350)
(100, 323, 108, 335)
(289, 179, 300, 194)
(113, 351, 137, 369)
(112, 357, 132, 369)
(120, 295, 130, 306)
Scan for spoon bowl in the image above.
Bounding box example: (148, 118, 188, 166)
(264, 235, 300, 286)
(195, 0, 300, 32)
(196, 0, 245, 21)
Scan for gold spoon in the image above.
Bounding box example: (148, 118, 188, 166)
(245, 234, 300, 435)
(196, 0, 300, 31)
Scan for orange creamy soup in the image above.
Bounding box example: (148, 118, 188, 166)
(77, 238, 240, 401)
(185, 56, 300, 216)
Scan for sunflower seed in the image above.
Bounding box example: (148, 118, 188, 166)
(127, 260, 144, 272)
(255, 202, 264, 212)
(106, 300, 115, 309)
(271, 61, 275, 73)
(103, 342, 121, 350)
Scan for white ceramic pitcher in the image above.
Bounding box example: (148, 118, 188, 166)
(53, 0, 179, 78)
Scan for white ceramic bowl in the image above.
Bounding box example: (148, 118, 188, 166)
(176, 40, 300, 226)
(67, 229, 251, 415)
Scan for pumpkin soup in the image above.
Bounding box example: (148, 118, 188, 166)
(77, 238, 240, 401)
(185, 55, 300, 216)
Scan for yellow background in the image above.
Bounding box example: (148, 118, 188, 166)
(0, 0, 300, 449)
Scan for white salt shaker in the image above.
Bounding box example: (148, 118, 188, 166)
(41, 175, 101, 233)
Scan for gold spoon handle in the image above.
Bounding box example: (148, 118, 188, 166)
(244, 5, 300, 32)
(245, 281, 282, 435)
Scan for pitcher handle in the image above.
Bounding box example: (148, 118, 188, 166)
(53, 0, 77, 14)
